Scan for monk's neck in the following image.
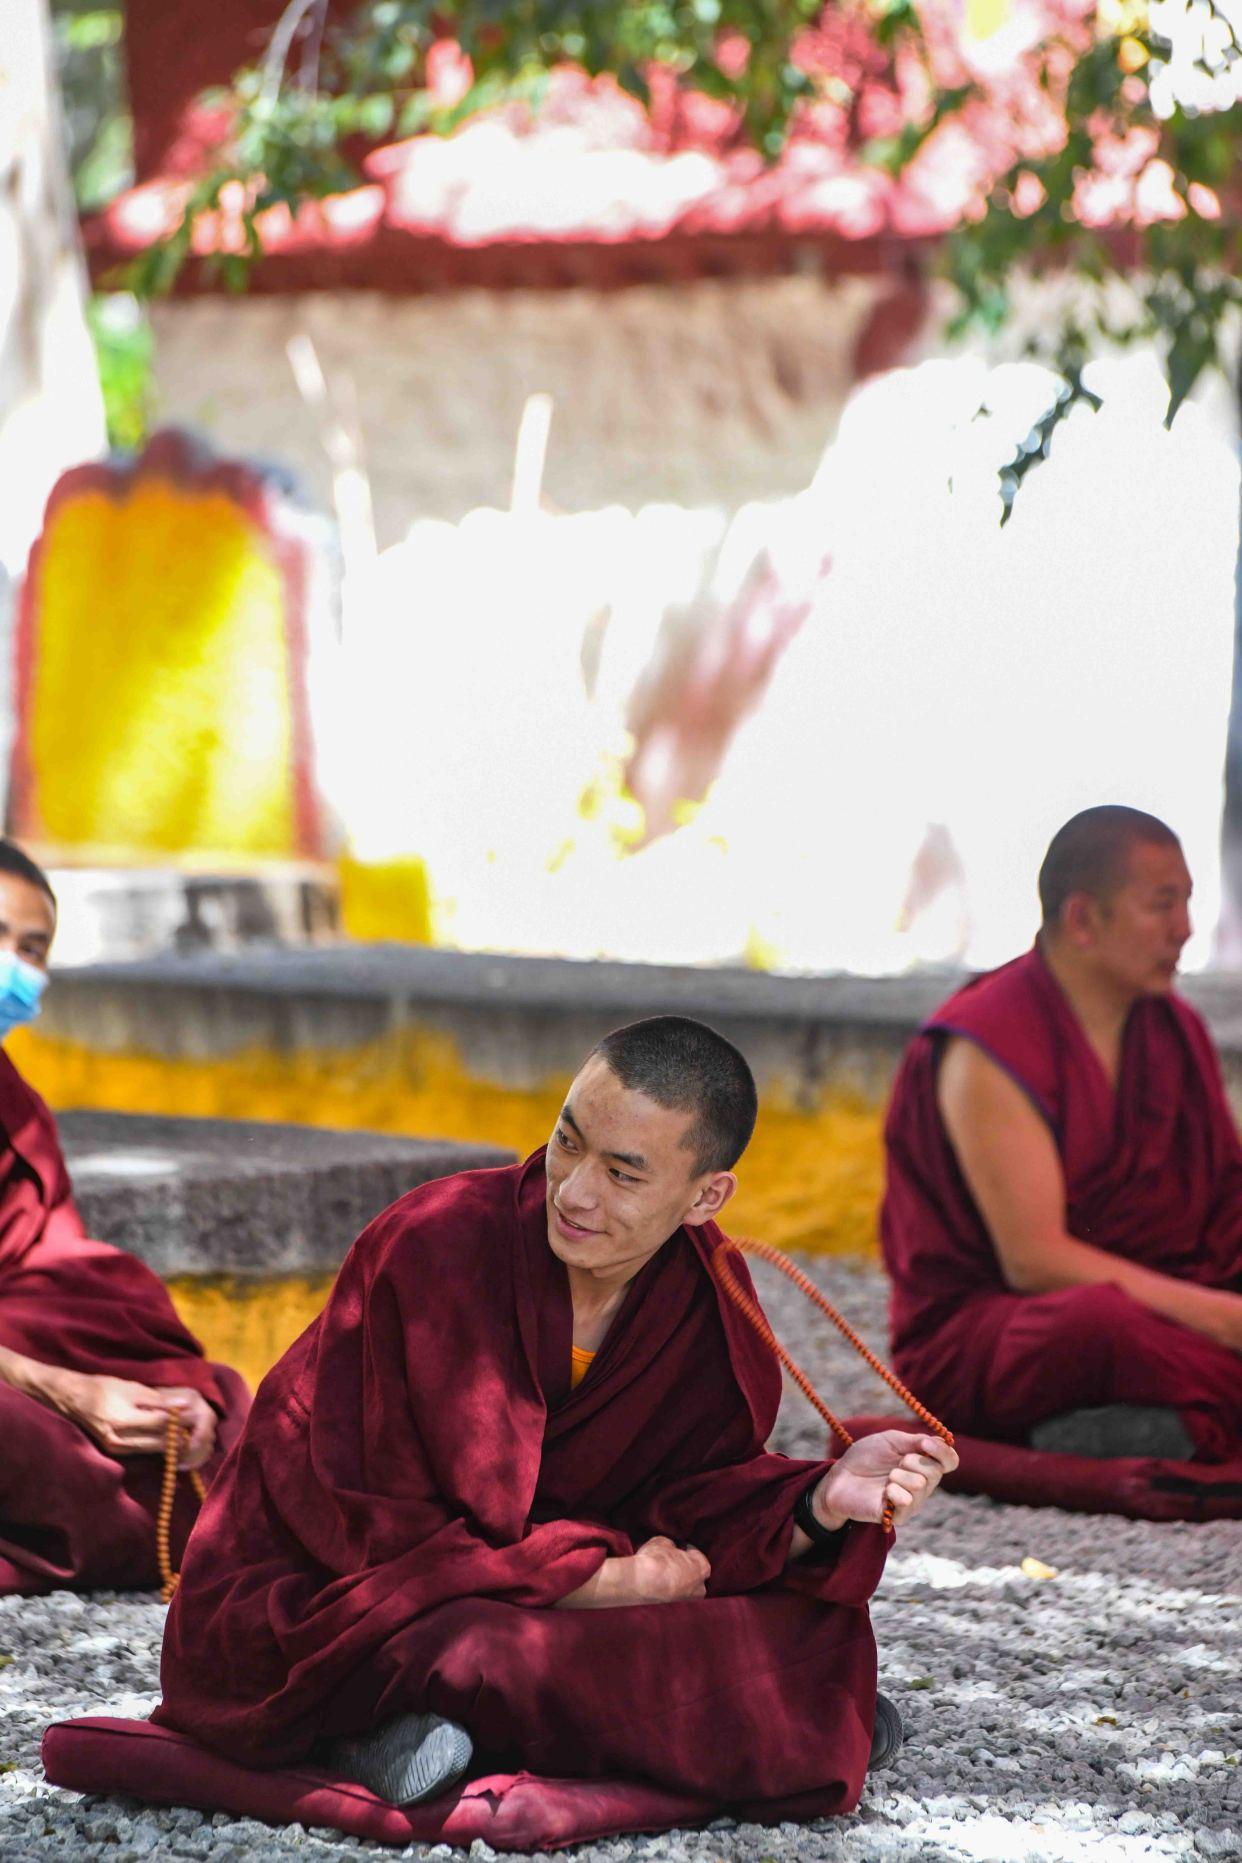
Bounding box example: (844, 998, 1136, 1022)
(1038, 935, 1138, 1086)
(566, 1269, 633, 1352)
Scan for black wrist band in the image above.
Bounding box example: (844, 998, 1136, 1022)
(794, 1480, 848, 1550)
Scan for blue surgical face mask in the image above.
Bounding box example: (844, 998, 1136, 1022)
(0, 952, 48, 1043)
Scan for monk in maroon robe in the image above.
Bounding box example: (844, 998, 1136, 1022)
(0, 841, 249, 1595)
(883, 806, 1242, 1462)
(156, 1016, 956, 1816)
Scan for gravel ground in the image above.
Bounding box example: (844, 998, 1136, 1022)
(2, 1257, 1238, 1863)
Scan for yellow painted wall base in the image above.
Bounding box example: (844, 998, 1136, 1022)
(167, 1274, 336, 1393)
(12, 1024, 886, 1263)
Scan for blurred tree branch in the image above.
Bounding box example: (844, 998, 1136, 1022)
(101, 3, 1242, 476)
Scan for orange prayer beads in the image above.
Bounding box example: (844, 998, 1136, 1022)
(711, 1237, 954, 1534)
(157, 1415, 208, 1604)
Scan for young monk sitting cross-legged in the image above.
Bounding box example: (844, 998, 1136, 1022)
(882, 805, 1242, 1464)
(155, 1016, 956, 1816)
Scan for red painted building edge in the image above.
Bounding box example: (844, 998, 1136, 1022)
(84, 219, 934, 296)
(97, 0, 1172, 299)
(94, 0, 963, 295)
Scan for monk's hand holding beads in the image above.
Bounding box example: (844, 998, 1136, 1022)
(48, 1371, 211, 1460)
(159, 1388, 219, 1469)
(812, 1432, 959, 1532)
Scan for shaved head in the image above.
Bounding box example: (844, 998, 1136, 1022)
(0, 839, 55, 908)
(1038, 806, 1182, 929)
(590, 1016, 757, 1173)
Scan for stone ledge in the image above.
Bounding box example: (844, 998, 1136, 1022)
(44, 945, 1242, 1038)
(59, 1111, 515, 1278)
(37, 948, 1242, 1096)
(48, 944, 957, 1028)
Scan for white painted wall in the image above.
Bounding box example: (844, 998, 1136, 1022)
(148, 275, 884, 541)
(326, 350, 1238, 975)
(145, 273, 1239, 975)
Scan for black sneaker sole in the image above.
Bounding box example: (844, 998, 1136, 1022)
(869, 1693, 904, 1772)
(331, 1711, 474, 1806)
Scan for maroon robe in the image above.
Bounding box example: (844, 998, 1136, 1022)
(882, 945, 1242, 1459)
(0, 1051, 250, 1594)
(156, 1152, 891, 1817)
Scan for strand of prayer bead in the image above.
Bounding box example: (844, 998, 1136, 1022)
(712, 1237, 954, 1533)
(158, 1415, 208, 1605)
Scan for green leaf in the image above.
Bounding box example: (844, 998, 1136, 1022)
(356, 92, 396, 137)
(61, 9, 123, 53)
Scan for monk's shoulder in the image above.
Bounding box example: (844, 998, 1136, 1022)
(356, 1159, 526, 1281)
(921, 951, 1060, 1115)
(927, 950, 1044, 1036)
(0, 1048, 73, 1192)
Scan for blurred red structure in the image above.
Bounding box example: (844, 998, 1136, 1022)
(85, 0, 1022, 371)
(88, 3, 1170, 308)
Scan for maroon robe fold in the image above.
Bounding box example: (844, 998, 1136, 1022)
(0, 1051, 250, 1594)
(882, 945, 1242, 1459)
(156, 1152, 891, 1816)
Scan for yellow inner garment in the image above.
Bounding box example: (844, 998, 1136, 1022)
(569, 1344, 596, 1389)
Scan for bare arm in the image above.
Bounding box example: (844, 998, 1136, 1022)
(937, 1037, 1242, 1353)
(0, 1343, 217, 1466)
(554, 1537, 710, 1608)
(0, 1341, 64, 1406)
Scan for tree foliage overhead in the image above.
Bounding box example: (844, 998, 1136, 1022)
(939, 0, 1242, 505)
(64, 0, 1242, 489)
(121, 0, 842, 292)
(52, 0, 131, 211)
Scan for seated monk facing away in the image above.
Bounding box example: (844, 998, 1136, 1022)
(882, 805, 1242, 1463)
(0, 839, 250, 1595)
(155, 1016, 956, 1816)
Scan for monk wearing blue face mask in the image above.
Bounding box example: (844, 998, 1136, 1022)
(0, 841, 250, 1595)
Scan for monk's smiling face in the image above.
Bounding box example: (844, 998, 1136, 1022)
(545, 1055, 736, 1289)
(1079, 839, 1193, 997)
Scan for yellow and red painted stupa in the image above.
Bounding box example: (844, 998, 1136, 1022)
(9, 428, 329, 867)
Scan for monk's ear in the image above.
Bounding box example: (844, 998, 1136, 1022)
(1061, 891, 1101, 947)
(683, 1170, 738, 1225)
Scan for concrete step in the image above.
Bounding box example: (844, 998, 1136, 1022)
(59, 1111, 513, 1279)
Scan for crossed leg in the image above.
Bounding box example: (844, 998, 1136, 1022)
(320, 1587, 879, 1816)
(977, 1283, 1242, 1461)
